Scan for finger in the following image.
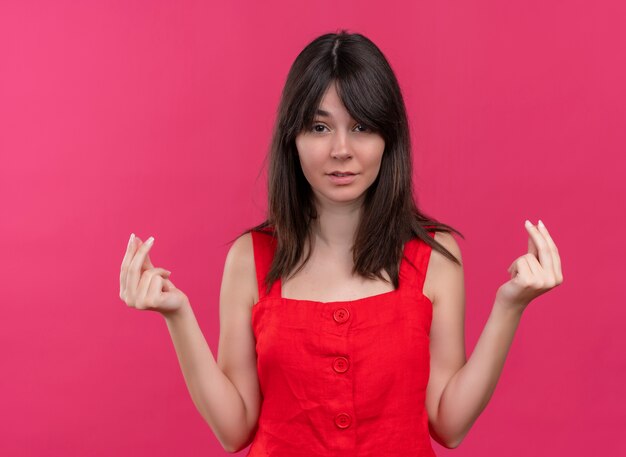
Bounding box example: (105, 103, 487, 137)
(523, 253, 543, 278)
(527, 230, 538, 259)
(525, 252, 559, 290)
(524, 220, 553, 274)
(123, 234, 141, 302)
(123, 236, 171, 306)
(120, 233, 136, 298)
(537, 220, 563, 283)
(135, 270, 159, 310)
(507, 259, 517, 278)
(162, 277, 175, 292)
(130, 236, 156, 271)
(126, 236, 155, 303)
(144, 253, 155, 270)
(515, 256, 533, 286)
(136, 269, 168, 310)
(135, 237, 156, 270)
(508, 256, 529, 278)
(147, 272, 167, 309)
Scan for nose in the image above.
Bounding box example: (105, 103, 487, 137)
(330, 131, 352, 160)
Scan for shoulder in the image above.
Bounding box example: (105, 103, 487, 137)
(226, 228, 274, 260)
(423, 231, 464, 304)
(226, 232, 254, 266)
(223, 232, 258, 305)
(411, 230, 462, 263)
(431, 231, 462, 263)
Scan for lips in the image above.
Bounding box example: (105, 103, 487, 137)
(327, 172, 358, 185)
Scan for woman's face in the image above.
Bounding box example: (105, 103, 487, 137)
(295, 82, 385, 208)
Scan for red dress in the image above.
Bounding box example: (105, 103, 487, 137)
(247, 228, 437, 456)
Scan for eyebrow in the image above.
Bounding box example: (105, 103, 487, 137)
(315, 109, 332, 117)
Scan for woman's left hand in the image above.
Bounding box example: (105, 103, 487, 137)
(495, 220, 563, 313)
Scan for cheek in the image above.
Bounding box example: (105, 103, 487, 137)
(298, 157, 315, 183)
(366, 139, 385, 174)
(296, 137, 324, 176)
(295, 155, 316, 188)
(296, 150, 314, 177)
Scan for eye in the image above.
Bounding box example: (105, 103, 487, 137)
(308, 122, 371, 133)
(311, 123, 328, 133)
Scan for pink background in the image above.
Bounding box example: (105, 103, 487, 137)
(1, 1, 624, 455)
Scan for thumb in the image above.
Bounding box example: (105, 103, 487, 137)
(527, 230, 538, 258)
(143, 253, 155, 270)
(163, 277, 176, 292)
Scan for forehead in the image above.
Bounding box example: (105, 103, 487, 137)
(315, 83, 351, 119)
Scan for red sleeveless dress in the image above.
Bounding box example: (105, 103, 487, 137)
(247, 228, 437, 457)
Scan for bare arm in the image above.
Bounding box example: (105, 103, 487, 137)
(163, 303, 252, 451)
(427, 288, 523, 447)
(163, 233, 261, 452)
(425, 222, 563, 448)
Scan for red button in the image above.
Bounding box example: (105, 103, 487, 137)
(335, 413, 352, 429)
(333, 356, 349, 373)
(333, 307, 350, 323)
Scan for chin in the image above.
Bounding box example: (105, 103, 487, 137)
(315, 189, 368, 205)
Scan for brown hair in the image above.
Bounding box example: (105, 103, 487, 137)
(234, 30, 463, 296)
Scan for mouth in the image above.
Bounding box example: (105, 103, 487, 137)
(326, 172, 358, 185)
(327, 171, 357, 177)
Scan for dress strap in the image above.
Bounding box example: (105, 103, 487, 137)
(401, 230, 436, 294)
(415, 230, 436, 293)
(250, 229, 281, 300)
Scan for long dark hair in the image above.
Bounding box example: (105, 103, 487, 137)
(235, 30, 463, 296)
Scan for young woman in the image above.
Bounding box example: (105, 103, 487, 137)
(119, 31, 563, 456)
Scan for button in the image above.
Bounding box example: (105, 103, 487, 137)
(333, 307, 350, 323)
(333, 356, 349, 373)
(335, 412, 352, 429)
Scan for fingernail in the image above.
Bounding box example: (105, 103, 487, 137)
(525, 220, 532, 227)
(538, 220, 545, 228)
(146, 236, 154, 245)
(128, 233, 135, 247)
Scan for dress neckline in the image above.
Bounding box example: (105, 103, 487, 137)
(274, 240, 410, 304)
(278, 281, 400, 305)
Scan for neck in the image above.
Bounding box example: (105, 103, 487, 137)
(310, 196, 364, 253)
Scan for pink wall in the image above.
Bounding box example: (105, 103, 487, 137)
(1, 1, 624, 455)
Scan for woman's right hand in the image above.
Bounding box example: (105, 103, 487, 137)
(119, 233, 189, 316)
